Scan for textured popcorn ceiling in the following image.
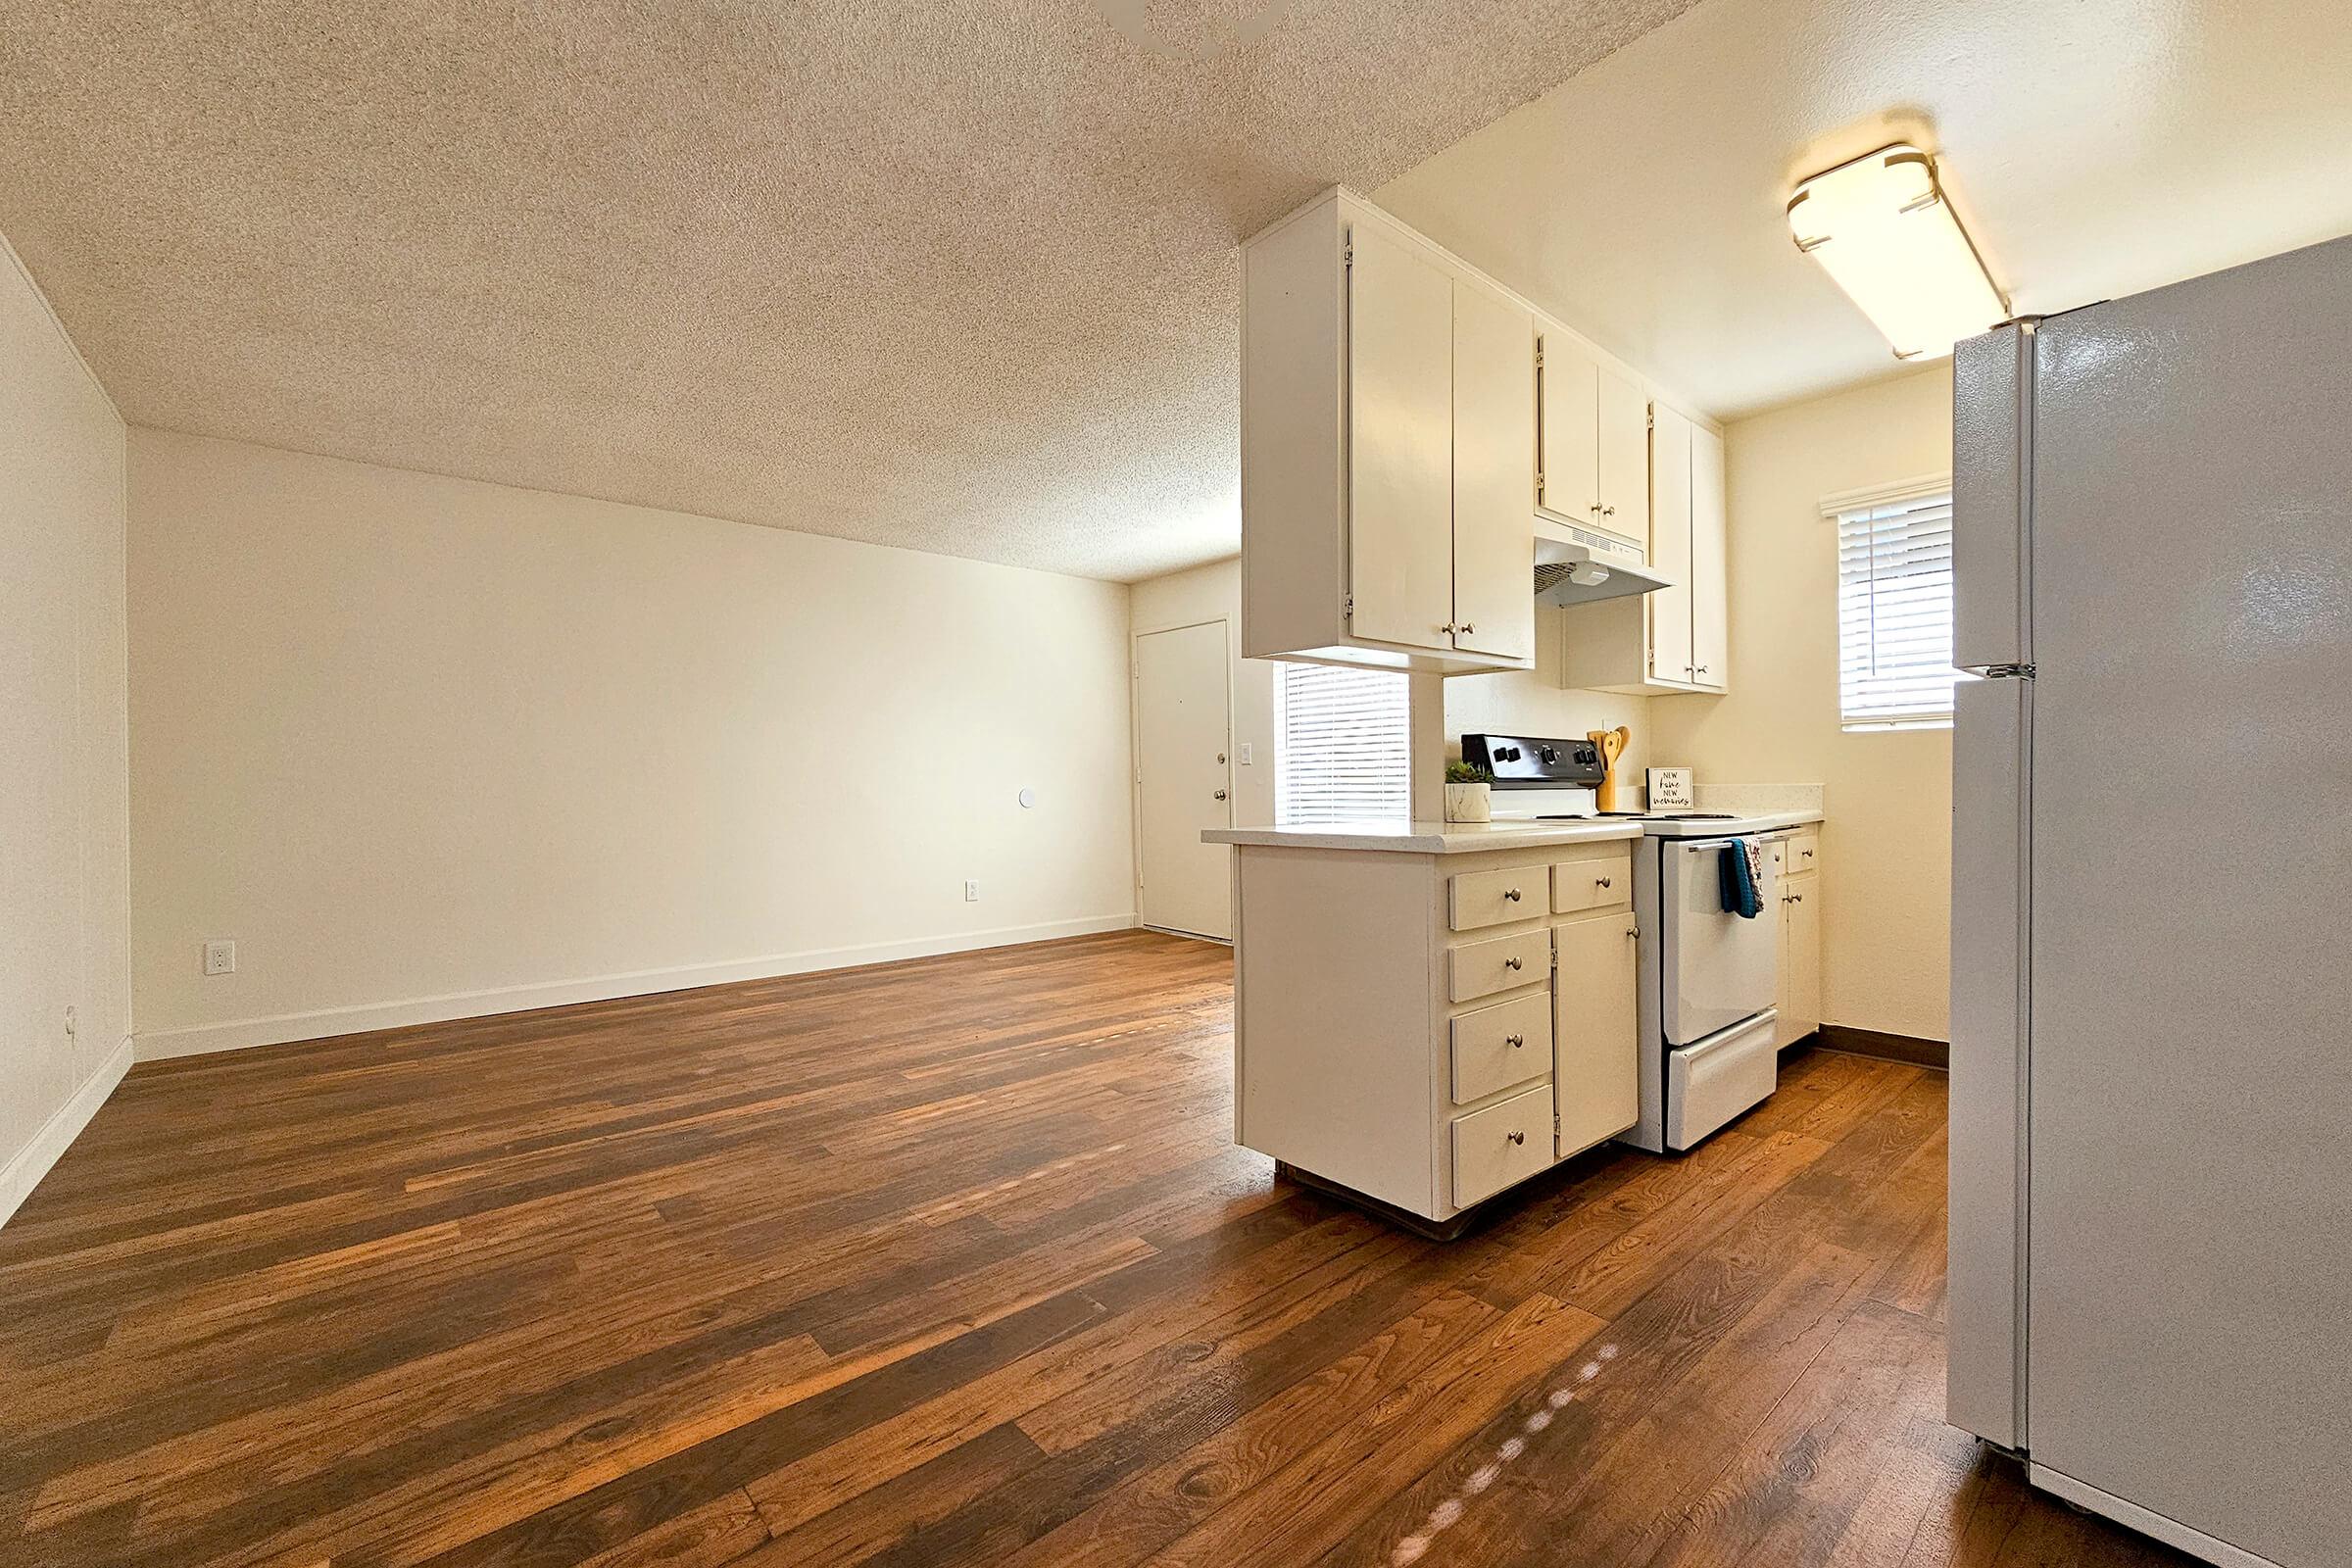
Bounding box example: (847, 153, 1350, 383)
(0, 0, 1701, 581)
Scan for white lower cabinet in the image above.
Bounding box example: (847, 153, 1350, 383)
(1230, 834, 1644, 1225)
(1553, 908, 1641, 1154)
(1774, 833, 1823, 1047)
(1452, 1085, 1555, 1207)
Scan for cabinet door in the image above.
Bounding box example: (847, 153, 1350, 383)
(1689, 423, 1728, 689)
(1536, 330, 1599, 524)
(1449, 281, 1536, 663)
(1774, 885, 1797, 1046)
(1553, 911, 1641, 1154)
(1346, 224, 1454, 652)
(1646, 404, 1694, 683)
(1785, 874, 1821, 1042)
(1595, 365, 1650, 543)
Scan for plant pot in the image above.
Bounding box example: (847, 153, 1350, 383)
(1445, 781, 1493, 823)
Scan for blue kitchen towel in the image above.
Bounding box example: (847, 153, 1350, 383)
(1719, 839, 1762, 919)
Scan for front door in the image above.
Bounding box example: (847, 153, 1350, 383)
(1135, 620, 1233, 939)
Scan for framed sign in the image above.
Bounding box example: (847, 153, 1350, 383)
(1647, 766, 1695, 811)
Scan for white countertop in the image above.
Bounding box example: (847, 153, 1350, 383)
(1633, 809, 1825, 838)
(1202, 818, 1643, 855)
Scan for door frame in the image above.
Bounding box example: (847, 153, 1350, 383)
(1129, 614, 1236, 941)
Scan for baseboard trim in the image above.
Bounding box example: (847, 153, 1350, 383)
(132, 914, 1139, 1062)
(1, 1038, 133, 1229)
(1814, 1024, 1949, 1069)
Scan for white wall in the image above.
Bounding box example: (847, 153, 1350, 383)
(1650, 365, 1954, 1041)
(1, 238, 132, 1224)
(127, 431, 1136, 1057)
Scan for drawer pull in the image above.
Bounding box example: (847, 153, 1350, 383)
(1593, 875, 1612, 889)
(1507, 1131, 1526, 1146)
(1504, 956, 1523, 971)
(1506, 1033, 1525, 1048)
(1504, 887, 1522, 902)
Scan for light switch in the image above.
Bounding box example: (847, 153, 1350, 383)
(1238, 742, 1253, 765)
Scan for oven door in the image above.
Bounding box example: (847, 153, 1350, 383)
(1658, 837, 1780, 1046)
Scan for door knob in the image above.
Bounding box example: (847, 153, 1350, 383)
(1213, 789, 1228, 801)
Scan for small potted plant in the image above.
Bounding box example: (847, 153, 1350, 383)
(1445, 759, 1494, 823)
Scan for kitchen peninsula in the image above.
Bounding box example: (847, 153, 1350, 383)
(1204, 816, 1644, 1235)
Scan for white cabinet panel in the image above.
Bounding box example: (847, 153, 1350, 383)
(1345, 223, 1454, 653)
(1690, 424, 1728, 690)
(1647, 404, 1693, 682)
(1553, 911, 1640, 1154)
(1536, 330, 1599, 526)
(1595, 363, 1650, 544)
(1448, 281, 1535, 663)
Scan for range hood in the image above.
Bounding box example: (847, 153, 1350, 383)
(1534, 522, 1671, 607)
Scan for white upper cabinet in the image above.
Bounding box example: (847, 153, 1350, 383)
(1448, 277, 1537, 665)
(1559, 396, 1730, 696)
(1240, 190, 1534, 676)
(1344, 222, 1456, 652)
(1646, 404, 1694, 680)
(1537, 328, 1648, 548)
(1690, 424, 1729, 688)
(1535, 331, 1599, 528)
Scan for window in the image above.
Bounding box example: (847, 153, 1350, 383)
(1835, 488, 1967, 729)
(1275, 662, 1410, 824)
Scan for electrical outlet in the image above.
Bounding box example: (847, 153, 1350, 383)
(963, 879, 980, 903)
(64, 1005, 75, 1043)
(203, 939, 236, 976)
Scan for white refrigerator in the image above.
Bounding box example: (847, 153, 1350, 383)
(1947, 235, 2352, 1567)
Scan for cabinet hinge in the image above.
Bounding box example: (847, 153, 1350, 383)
(1534, 467, 1544, 504)
(1343, 226, 1353, 269)
(1344, 593, 1353, 618)
(1646, 408, 1655, 430)
(1534, 342, 1544, 369)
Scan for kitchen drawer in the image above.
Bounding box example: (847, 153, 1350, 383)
(1450, 993, 1551, 1103)
(1447, 862, 1546, 932)
(1451, 1083, 1554, 1207)
(1550, 847, 1633, 914)
(1768, 831, 1821, 875)
(1448, 928, 1550, 1004)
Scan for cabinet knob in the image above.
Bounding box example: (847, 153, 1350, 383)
(1213, 789, 1227, 801)
(1439, 622, 1456, 634)
(1789, 894, 1803, 905)
(1594, 875, 1611, 889)
(1695, 664, 1710, 675)
(1589, 503, 1603, 514)
(1506, 1033, 1525, 1048)
(1507, 1131, 1526, 1146)
(1601, 505, 1617, 516)
(1503, 887, 1522, 902)
(1801, 849, 1815, 859)
(1504, 956, 1523, 971)
(1458, 622, 1475, 635)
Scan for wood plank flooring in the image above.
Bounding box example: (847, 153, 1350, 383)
(1, 930, 2193, 1567)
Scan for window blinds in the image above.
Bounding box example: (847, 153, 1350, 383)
(1275, 662, 1411, 824)
(1837, 492, 1965, 727)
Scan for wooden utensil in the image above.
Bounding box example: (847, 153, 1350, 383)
(1588, 726, 1631, 812)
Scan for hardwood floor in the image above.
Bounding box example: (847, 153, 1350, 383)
(1, 930, 2191, 1568)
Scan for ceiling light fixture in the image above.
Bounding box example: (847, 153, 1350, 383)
(1788, 143, 2009, 361)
